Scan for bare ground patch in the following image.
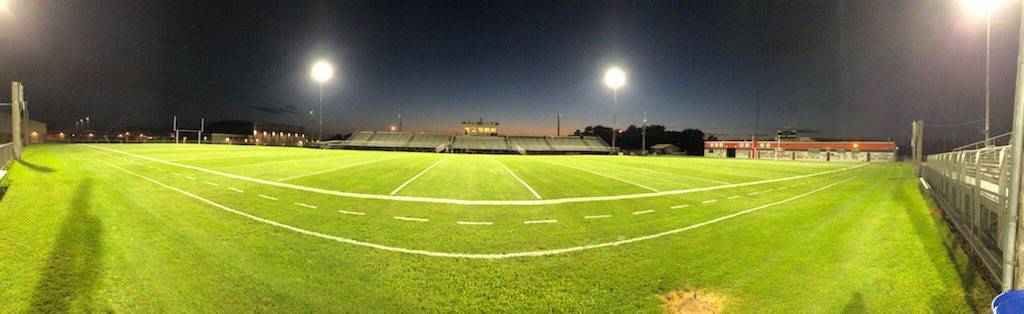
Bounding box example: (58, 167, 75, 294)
(660, 289, 724, 314)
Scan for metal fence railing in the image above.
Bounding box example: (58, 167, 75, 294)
(0, 142, 16, 169)
(924, 145, 1011, 284)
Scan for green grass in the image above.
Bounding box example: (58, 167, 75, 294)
(0, 144, 994, 312)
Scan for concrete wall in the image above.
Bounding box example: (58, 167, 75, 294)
(869, 152, 895, 162)
(704, 149, 727, 158)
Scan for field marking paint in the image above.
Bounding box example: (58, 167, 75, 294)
(276, 156, 406, 182)
(204, 181, 220, 187)
(85, 145, 868, 206)
(748, 192, 759, 195)
(538, 160, 659, 192)
(585, 215, 612, 219)
(219, 155, 356, 169)
(494, 159, 542, 199)
(156, 168, 166, 172)
(228, 187, 245, 193)
(258, 194, 278, 201)
(457, 221, 493, 225)
(764, 189, 774, 193)
(727, 196, 740, 200)
(390, 158, 447, 195)
(294, 202, 317, 209)
(632, 210, 655, 215)
(394, 216, 428, 222)
(171, 172, 181, 176)
(185, 176, 196, 180)
(338, 210, 366, 216)
(98, 159, 854, 259)
(584, 159, 731, 185)
(702, 199, 718, 204)
(670, 204, 691, 209)
(524, 220, 557, 224)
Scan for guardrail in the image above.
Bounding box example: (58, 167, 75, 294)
(924, 145, 1010, 285)
(954, 132, 1012, 152)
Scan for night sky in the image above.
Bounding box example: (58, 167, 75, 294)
(0, 0, 1019, 145)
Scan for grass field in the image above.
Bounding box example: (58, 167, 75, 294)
(0, 144, 995, 312)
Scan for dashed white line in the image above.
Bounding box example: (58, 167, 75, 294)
(523, 219, 557, 224)
(632, 210, 655, 215)
(338, 210, 366, 216)
(585, 215, 612, 219)
(457, 221, 493, 225)
(670, 204, 691, 209)
(702, 199, 718, 204)
(258, 194, 278, 201)
(228, 187, 245, 193)
(394, 216, 429, 222)
(390, 158, 447, 195)
(764, 189, 774, 192)
(748, 192, 760, 195)
(204, 181, 220, 187)
(293, 202, 317, 209)
(184, 176, 196, 180)
(727, 196, 740, 200)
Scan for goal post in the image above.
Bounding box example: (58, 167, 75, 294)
(173, 116, 205, 144)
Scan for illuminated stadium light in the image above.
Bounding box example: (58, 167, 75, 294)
(963, 0, 1003, 16)
(604, 68, 625, 89)
(311, 61, 333, 82)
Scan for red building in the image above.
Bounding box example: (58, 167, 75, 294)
(704, 140, 897, 162)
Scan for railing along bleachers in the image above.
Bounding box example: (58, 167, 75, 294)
(452, 136, 509, 151)
(365, 132, 412, 147)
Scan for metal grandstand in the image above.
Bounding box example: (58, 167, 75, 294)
(321, 130, 610, 154)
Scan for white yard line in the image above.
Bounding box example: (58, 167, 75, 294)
(494, 159, 542, 199)
(523, 219, 557, 224)
(632, 210, 655, 215)
(702, 199, 718, 204)
(457, 221, 493, 225)
(584, 215, 612, 219)
(338, 210, 366, 216)
(540, 160, 659, 192)
(747, 192, 760, 195)
(394, 216, 429, 222)
(204, 181, 220, 187)
(258, 194, 278, 201)
(764, 189, 774, 192)
(228, 187, 245, 193)
(293, 202, 317, 209)
(390, 158, 446, 195)
(185, 176, 197, 180)
(276, 156, 405, 182)
(98, 158, 855, 259)
(670, 204, 691, 209)
(85, 145, 868, 206)
(727, 196, 740, 200)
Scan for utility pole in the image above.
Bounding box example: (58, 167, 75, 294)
(642, 111, 647, 156)
(398, 113, 403, 132)
(174, 116, 179, 144)
(557, 113, 561, 137)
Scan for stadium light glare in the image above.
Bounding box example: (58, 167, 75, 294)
(963, 0, 1003, 16)
(311, 61, 333, 82)
(604, 68, 625, 89)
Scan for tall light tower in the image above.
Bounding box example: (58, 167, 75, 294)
(311, 61, 334, 145)
(965, 0, 1004, 146)
(604, 67, 626, 154)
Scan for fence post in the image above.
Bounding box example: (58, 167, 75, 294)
(10, 82, 22, 161)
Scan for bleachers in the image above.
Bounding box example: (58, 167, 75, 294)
(582, 136, 610, 151)
(366, 132, 412, 147)
(546, 137, 591, 151)
(452, 136, 509, 151)
(508, 137, 552, 152)
(407, 134, 452, 149)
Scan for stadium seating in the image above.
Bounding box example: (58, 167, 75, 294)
(452, 136, 509, 151)
(508, 137, 552, 152)
(407, 134, 453, 149)
(326, 130, 609, 154)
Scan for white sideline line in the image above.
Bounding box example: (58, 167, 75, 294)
(338, 210, 366, 216)
(585, 215, 612, 219)
(494, 159, 542, 199)
(258, 194, 278, 201)
(539, 160, 659, 192)
(457, 221, 493, 225)
(228, 187, 245, 193)
(524, 219, 557, 224)
(185, 176, 196, 180)
(390, 158, 447, 195)
(85, 145, 869, 206)
(294, 202, 317, 209)
(748, 192, 759, 195)
(702, 199, 718, 204)
(727, 196, 740, 200)
(97, 158, 855, 259)
(632, 210, 655, 215)
(670, 204, 691, 209)
(394, 216, 428, 222)
(204, 181, 220, 187)
(276, 156, 405, 182)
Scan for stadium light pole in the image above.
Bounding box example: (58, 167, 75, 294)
(965, 0, 1004, 146)
(311, 61, 334, 145)
(604, 68, 626, 154)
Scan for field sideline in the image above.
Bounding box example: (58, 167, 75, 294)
(0, 144, 994, 312)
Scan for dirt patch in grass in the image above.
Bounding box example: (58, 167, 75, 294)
(660, 289, 724, 314)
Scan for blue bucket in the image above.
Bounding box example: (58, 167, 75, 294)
(993, 290, 1024, 313)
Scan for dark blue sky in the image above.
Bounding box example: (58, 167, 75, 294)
(0, 0, 1019, 144)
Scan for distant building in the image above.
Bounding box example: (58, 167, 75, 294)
(206, 120, 306, 146)
(0, 112, 46, 144)
(704, 140, 897, 162)
(650, 143, 680, 155)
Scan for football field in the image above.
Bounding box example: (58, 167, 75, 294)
(0, 144, 993, 312)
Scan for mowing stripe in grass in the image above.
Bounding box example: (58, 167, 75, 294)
(494, 158, 542, 199)
(702, 199, 718, 204)
(258, 194, 278, 201)
(632, 210, 655, 215)
(456, 221, 493, 225)
(338, 210, 366, 216)
(394, 216, 428, 222)
(523, 220, 557, 224)
(85, 145, 868, 205)
(204, 181, 220, 187)
(670, 204, 691, 209)
(539, 160, 660, 192)
(96, 158, 855, 259)
(275, 156, 406, 182)
(390, 158, 447, 195)
(228, 187, 245, 193)
(584, 215, 612, 219)
(293, 202, 317, 209)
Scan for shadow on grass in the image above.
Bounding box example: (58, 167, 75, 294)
(16, 160, 55, 173)
(841, 292, 865, 313)
(29, 179, 105, 312)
